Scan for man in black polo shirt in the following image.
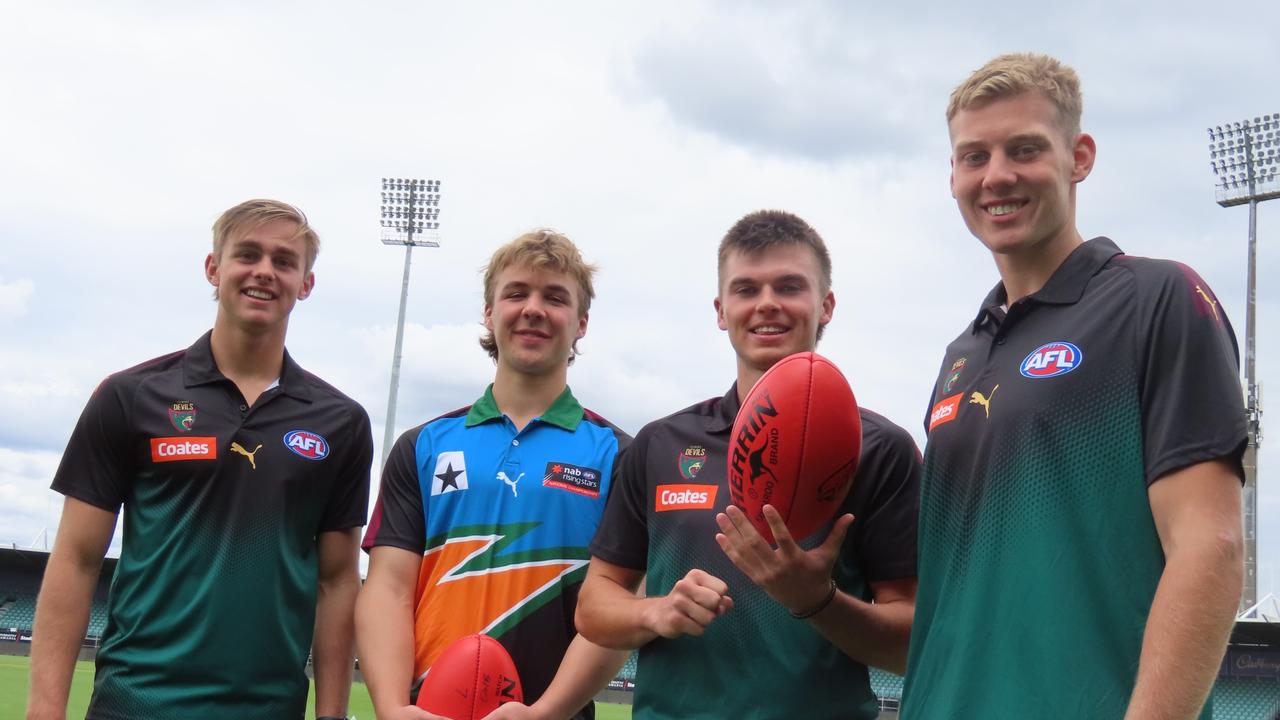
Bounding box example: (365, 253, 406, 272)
(28, 199, 372, 720)
(577, 210, 920, 720)
(901, 54, 1246, 720)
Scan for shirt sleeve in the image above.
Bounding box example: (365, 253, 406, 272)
(1137, 262, 1247, 485)
(361, 425, 427, 553)
(589, 425, 651, 570)
(843, 413, 922, 582)
(50, 375, 135, 511)
(319, 403, 374, 532)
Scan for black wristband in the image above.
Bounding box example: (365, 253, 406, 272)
(790, 578, 838, 619)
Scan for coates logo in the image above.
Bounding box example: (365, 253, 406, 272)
(150, 437, 217, 463)
(1020, 342, 1083, 379)
(928, 394, 963, 431)
(655, 484, 718, 512)
(283, 430, 329, 460)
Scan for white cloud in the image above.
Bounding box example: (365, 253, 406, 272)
(0, 278, 34, 320)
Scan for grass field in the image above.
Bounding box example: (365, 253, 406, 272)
(0, 654, 633, 719)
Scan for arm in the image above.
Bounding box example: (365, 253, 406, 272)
(715, 505, 915, 674)
(481, 635, 629, 720)
(1124, 459, 1243, 720)
(575, 558, 732, 650)
(355, 546, 441, 720)
(313, 528, 362, 719)
(27, 498, 117, 720)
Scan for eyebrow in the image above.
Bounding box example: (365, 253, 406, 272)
(499, 281, 573, 295)
(230, 238, 301, 260)
(727, 273, 810, 288)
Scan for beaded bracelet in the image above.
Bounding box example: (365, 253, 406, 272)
(790, 578, 838, 619)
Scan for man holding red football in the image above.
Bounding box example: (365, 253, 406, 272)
(28, 199, 372, 720)
(900, 53, 1245, 719)
(577, 210, 921, 720)
(357, 230, 630, 720)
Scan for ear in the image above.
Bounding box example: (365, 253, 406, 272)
(1071, 132, 1096, 183)
(714, 296, 727, 331)
(297, 271, 315, 301)
(483, 303, 494, 333)
(204, 252, 219, 287)
(820, 289, 835, 325)
(949, 156, 957, 199)
(576, 311, 589, 339)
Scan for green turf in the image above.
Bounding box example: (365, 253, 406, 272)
(0, 654, 632, 719)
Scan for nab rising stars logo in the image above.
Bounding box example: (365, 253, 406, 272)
(1020, 341, 1083, 379)
(283, 430, 329, 460)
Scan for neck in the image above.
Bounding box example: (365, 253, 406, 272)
(492, 365, 568, 431)
(993, 229, 1084, 304)
(735, 364, 765, 404)
(209, 314, 287, 405)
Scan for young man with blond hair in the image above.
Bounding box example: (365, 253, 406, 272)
(577, 210, 920, 720)
(358, 230, 629, 720)
(901, 53, 1245, 719)
(29, 199, 373, 720)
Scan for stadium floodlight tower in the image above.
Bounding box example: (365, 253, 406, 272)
(379, 177, 443, 468)
(1208, 113, 1280, 612)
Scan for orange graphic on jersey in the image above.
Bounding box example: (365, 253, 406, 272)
(410, 535, 584, 677)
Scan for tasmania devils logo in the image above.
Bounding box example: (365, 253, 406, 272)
(283, 430, 329, 460)
(1020, 341, 1083, 379)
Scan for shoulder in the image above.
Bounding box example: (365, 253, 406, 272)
(92, 347, 187, 404)
(634, 395, 721, 442)
(858, 407, 918, 453)
(580, 407, 634, 448)
(1105, 252, 1209, 294)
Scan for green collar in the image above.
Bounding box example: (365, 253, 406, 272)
(465, 384, 583, 431)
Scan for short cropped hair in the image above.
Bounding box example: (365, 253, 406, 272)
(479, 229, 598, 363)
(947, 52, 1083, 139)
(212, 199, 320, 272)
(717, 210, 833, 340)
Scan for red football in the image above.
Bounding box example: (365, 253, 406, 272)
(417, 634, 523, 719)
(729, 351, 860, 544)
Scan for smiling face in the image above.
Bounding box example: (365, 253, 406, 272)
(483, 263, 588, 380)
(205, 218, 314, 334)
(949, 91, 1095, 263)
(715, 243, 834, 387)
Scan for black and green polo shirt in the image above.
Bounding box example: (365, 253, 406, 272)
(591, 383, 920, 720)
(902, 238, 1246, 719)
(51, 331, 373, 720)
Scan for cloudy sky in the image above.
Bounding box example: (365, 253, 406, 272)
(2, 1, 1278, 591)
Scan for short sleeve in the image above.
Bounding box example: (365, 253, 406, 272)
(589, 426, 651, 570)
(1137, 264, 1247, 485)
(362, 426, 427, 553)
(844, 414, 921, 582)
(319, 404, 374, 532)
(50, 375, 135, 511)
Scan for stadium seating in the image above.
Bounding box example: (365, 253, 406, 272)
(1212, 676, 1280, 719)
(0, 592, 37, 630)
(618, 651, 638, 681)
(0, 592, 109, 635)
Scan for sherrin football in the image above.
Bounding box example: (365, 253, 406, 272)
(729, 351, 861, 544)
(417, 633, 523, 719)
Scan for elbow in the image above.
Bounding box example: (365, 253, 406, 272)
(1220, 528, 1245, 592)
(574, 602, 602, 645)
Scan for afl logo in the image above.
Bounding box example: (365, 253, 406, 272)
(1020, 342, 1083, 379)
(283, 430, 329, 460)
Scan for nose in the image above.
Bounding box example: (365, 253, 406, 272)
(522, 294, 546, 319)
(755, 287, 780, 313)
(251, 256, 275, 279)
(982, 151, 1017, 192)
